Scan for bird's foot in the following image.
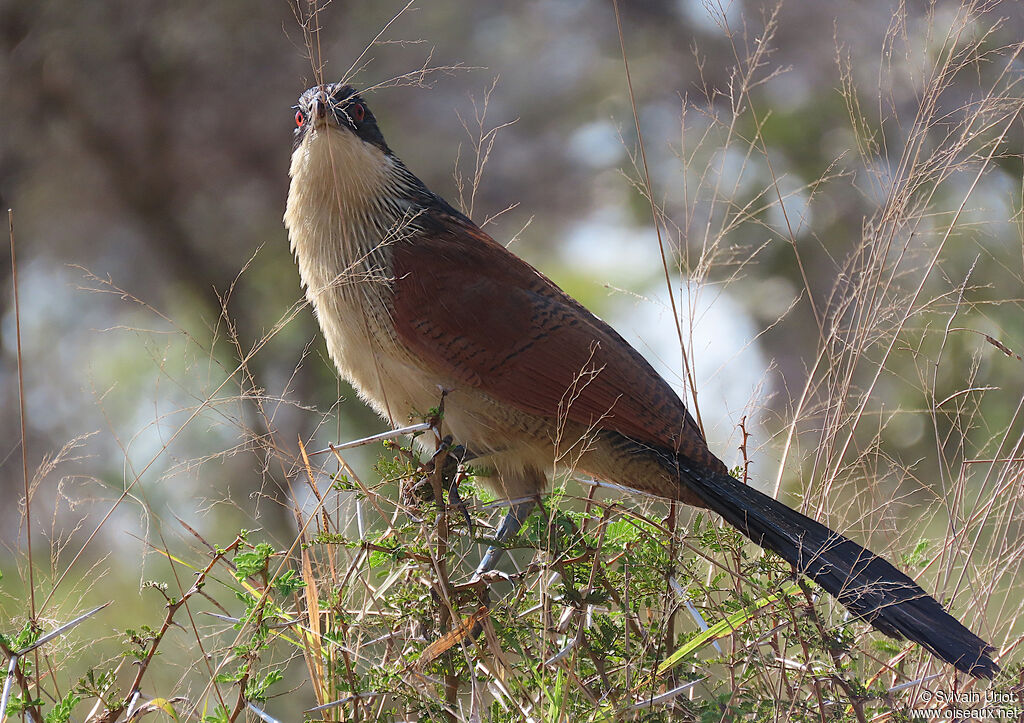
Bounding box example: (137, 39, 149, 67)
(424, 437, 477, 534)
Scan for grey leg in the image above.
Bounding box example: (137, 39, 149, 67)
(473, 498, 538, 578)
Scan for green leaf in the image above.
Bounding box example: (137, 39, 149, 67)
(272, 569, 306, 595)
(233, 543, 275, 581)
(245, 669, 284, 703)
(201, 704, 231, 723)
(657, 582, 802, 675)
(44, 692, 82, 723)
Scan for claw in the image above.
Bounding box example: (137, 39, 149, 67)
(447, 475, 474, 536)
(425, 438, 476, 534)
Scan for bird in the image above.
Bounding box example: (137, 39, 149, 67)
(283, 82, 998, 679)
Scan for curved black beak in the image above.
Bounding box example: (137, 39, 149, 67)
(313, 97, 328, 122)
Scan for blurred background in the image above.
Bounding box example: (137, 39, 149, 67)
(1, 0, 1023, 690)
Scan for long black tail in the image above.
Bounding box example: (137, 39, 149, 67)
(681, 464, 997, 678)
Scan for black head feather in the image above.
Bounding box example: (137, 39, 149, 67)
(293, 83, 390, 154)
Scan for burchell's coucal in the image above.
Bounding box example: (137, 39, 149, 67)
(283, 83, 997, 678)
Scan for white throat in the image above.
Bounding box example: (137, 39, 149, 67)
(283, 125, 418, 298)
(282, 123, 440, 429)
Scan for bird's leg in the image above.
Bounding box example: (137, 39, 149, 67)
(444, 447, 474, 536)
(473, 497, 539, 578)
(424, 439, 478, 533)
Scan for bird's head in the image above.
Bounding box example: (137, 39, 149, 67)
(285, 82, 442, 258)
(285, 81, 461, 249)
(287, 83, 403, 223)
(292, 83, 390, 154)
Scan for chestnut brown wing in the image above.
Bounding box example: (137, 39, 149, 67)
(390, 213, 715, 466)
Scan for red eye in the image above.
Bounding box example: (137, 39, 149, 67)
(351, 103, 365, 123)
(295, 110, 305, 127)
